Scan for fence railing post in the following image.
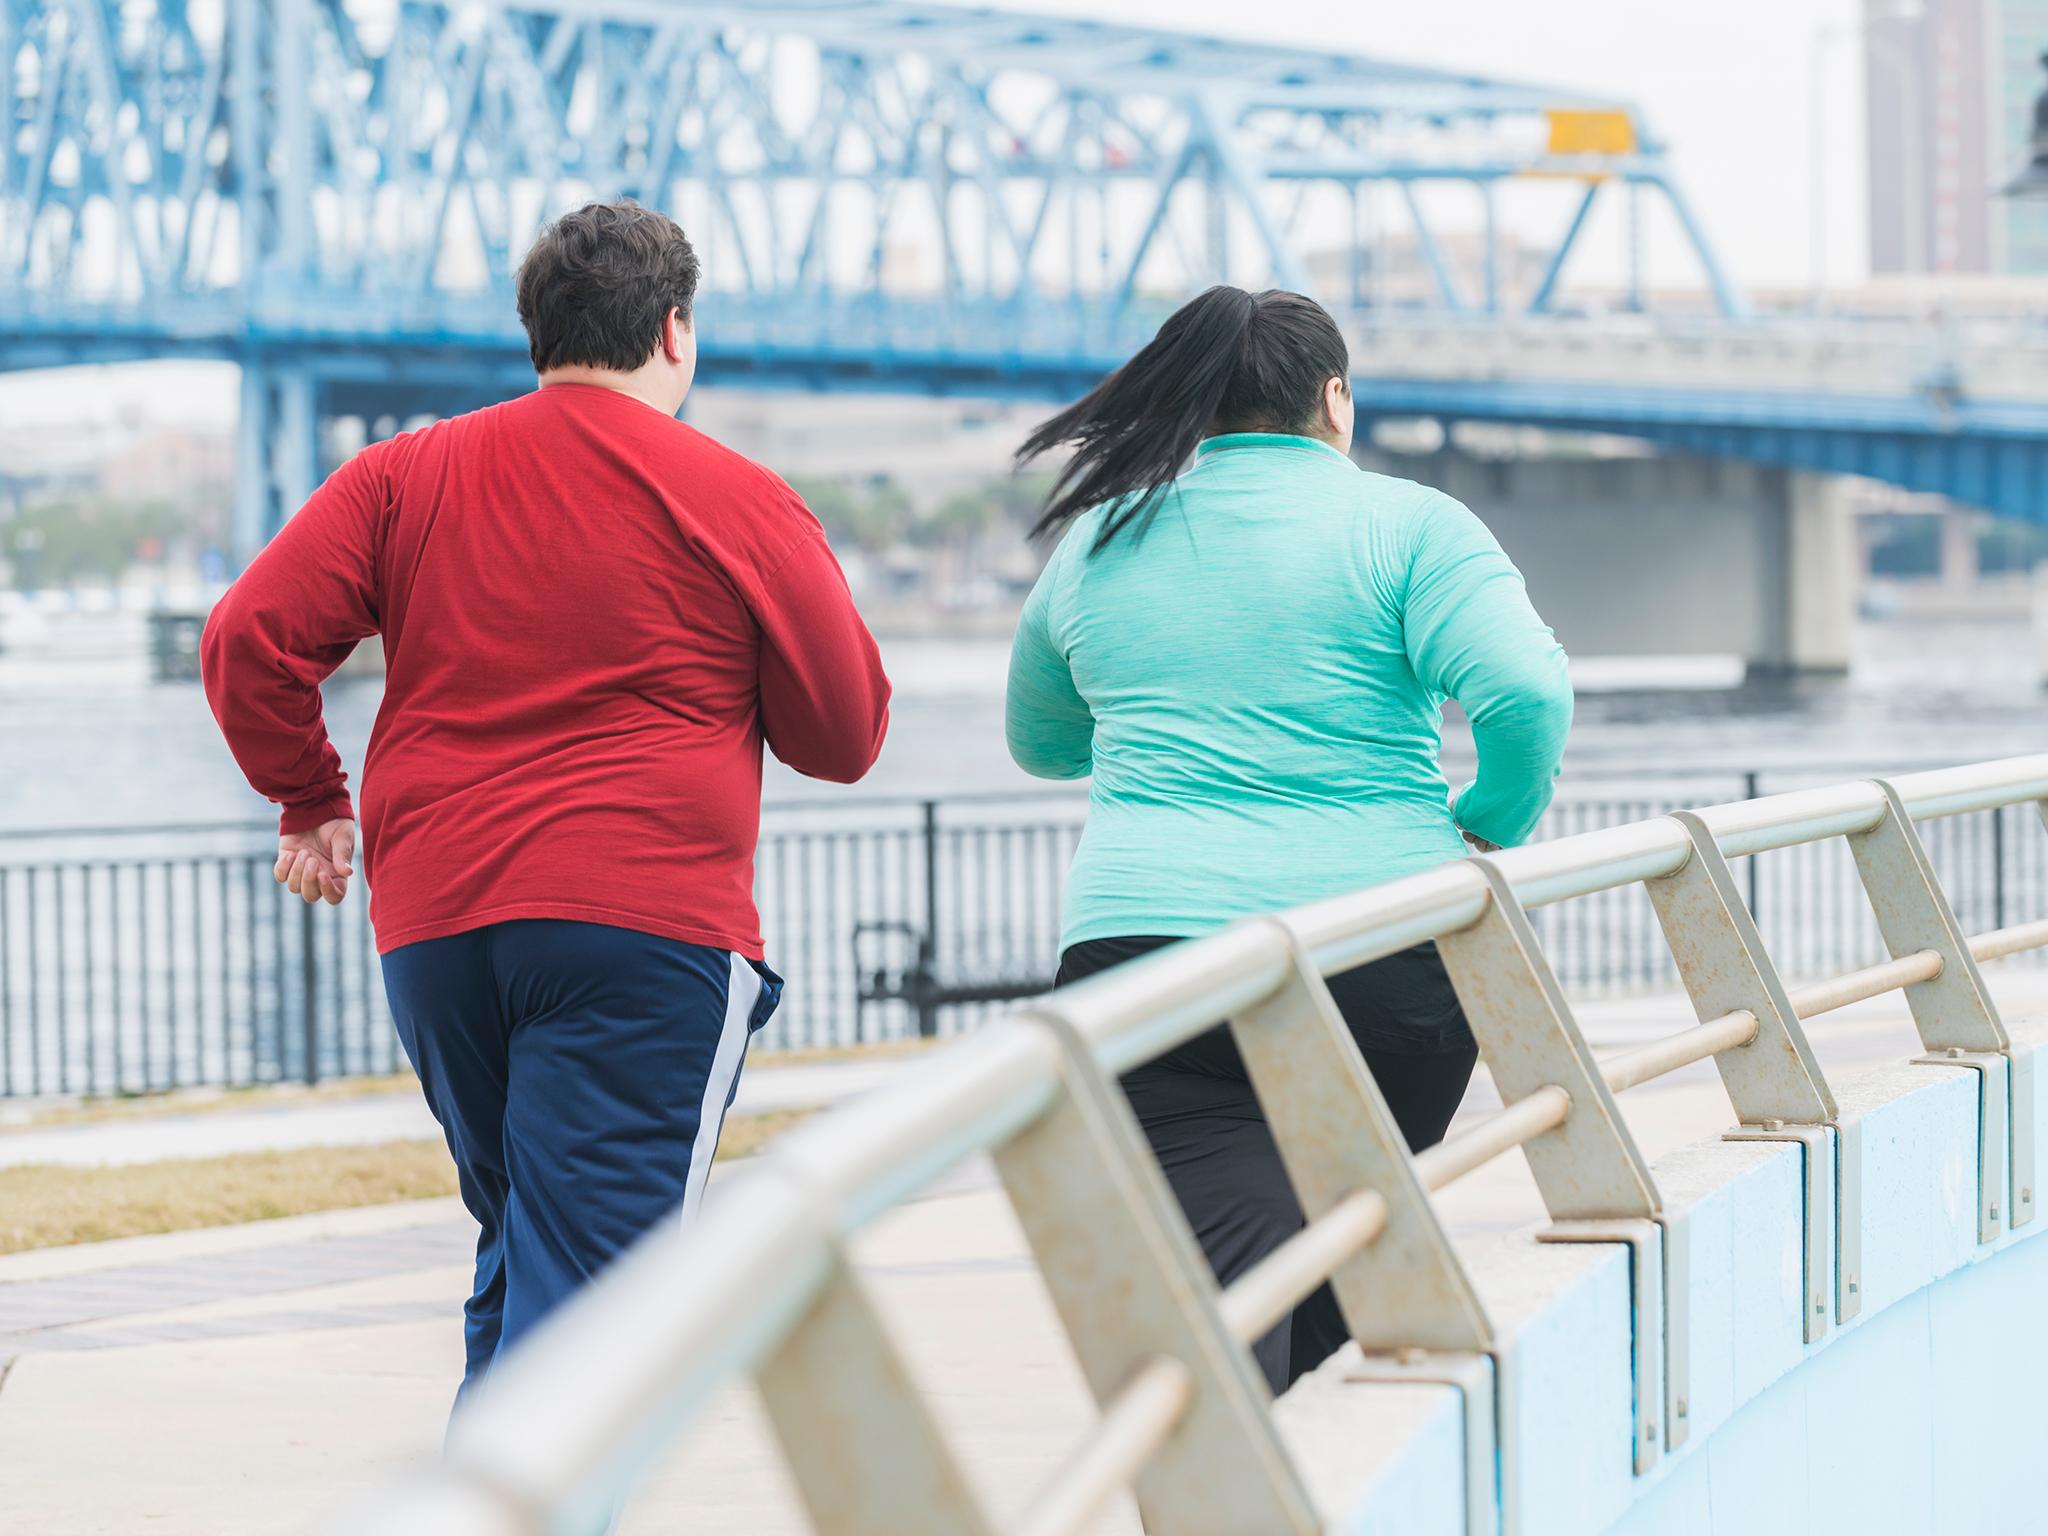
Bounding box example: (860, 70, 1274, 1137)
(0, 868, 10, 1098)
(1229, 918, 1502, 1526)
(1647, 811, 1846, 1343)
(753, 1229, 996, 1536)
(1435, 854, 1668, 1473)
(1000, 1004, 1323, 1534)
(1849, 781, 2006, 1055)
(1853, 779, 2015, 1242)
(300, 899, 319, 1086)
(1233, 917, 1494, 1353)
(1436, 858, 1661, 1223)
(1743, 769, 1762, 925)
(1994, 803, 2008, 932)
(919, 800, 941, 1039)
(1648, 813, 1836, 1127)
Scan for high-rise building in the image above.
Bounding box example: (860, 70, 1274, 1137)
(1864, 0, 2048, 274)
(1991, 3, 2048, 266)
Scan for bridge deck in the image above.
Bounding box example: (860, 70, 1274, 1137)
(6, 971, 2040, 1535)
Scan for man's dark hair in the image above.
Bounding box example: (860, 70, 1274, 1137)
(516, 201, 702, 374)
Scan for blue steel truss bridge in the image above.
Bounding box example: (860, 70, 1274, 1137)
(4, 0, 2048, 554)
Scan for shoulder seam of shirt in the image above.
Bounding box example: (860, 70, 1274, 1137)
(1045, 521, 1084, 641)
(1395, 483, 1459, 602)
(758, 524, 827, 587)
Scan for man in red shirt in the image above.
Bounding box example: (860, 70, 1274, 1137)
(202, 201, 891, 1401)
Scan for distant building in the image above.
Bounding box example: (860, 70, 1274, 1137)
(1993, 3, 2048, 267)
(98, 427, 234, 533)
(1865, 0, 2048, 274)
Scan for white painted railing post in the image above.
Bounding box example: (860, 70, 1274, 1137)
(997, 1007, 1322, 1536)
(1649, 811, 1846, 1343)
(1435, 858, 1660, 1223)
(1228, 918, 1501, 1536)
(1648, 811, 1836, 1127)
(753, 1248, 998, 1536)
(1230, 918, 1494, 1355)
(1853, 780, 2016, 1243)
(1434, 856, 1665, 1477)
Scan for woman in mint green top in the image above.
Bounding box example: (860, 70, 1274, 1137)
(1009, 429, 1571, 941)
(1007, 286, 1571, 1396)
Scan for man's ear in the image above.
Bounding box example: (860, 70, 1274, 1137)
(662, 307, 688, 365)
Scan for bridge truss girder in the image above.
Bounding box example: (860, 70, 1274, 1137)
(4, 0, 1731, 340)
(15, 0, 2043, 547)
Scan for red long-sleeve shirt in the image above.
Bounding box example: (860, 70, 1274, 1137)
(202, 382, 891, 958)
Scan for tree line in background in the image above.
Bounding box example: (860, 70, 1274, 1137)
(787, 470, 1055, 557)
(0, 470, 1058, 594)
(15, 476, 2048, 595)
(3, 497, 199, 592)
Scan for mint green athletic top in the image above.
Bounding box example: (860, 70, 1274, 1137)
(1005, 431, 1573, 950)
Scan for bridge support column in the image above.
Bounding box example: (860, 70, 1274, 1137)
(1752, 472, 1854, 678)
(2032, 563, 2048, 689)
(1360, 450, 1857, 681)
(1939, 504, 1982, 592)
(232, 359, 320, 568)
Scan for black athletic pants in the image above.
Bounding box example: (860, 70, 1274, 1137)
(1055, 935, 1477, 1396)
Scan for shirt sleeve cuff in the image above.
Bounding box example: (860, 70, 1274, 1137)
(1450, 782, 1512, 849)
(280, 793, 355, 836)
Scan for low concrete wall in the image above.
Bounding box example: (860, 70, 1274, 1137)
(1313, 1024, 2048, 1534)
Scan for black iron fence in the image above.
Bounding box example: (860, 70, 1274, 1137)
(2, 769, 2044, 1099)
(0, 824, 399, 1099)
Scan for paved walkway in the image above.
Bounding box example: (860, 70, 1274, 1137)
(0, 1055, 907, 1169)
(0, 974, 2039, 1533)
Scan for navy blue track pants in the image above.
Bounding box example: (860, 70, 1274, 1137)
(382, 919, 782, 1400)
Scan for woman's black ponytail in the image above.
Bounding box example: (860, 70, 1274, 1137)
(1017, 285, 1349, 551)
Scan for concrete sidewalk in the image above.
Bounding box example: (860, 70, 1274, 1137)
(0, 972, 2037, 1533)
(0, 1053, 909, 1170)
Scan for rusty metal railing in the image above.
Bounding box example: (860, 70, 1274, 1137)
(340, 755, 2048, 1536)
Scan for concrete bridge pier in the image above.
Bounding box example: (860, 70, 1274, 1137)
(1761, 471, 1858, 678)
(1364, 450, 1856, 679)
(232, 359, 321, 565)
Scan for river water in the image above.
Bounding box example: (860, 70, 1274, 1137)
(1, 608, 2042, 832)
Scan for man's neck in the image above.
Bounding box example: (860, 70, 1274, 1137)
(537, 365, 681, 417)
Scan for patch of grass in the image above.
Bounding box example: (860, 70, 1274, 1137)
(712, 1108, 813, 1160)
(0, 1109, 815, 1255)
(0, 1139, 461, 1255)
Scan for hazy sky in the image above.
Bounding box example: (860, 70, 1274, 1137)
(1031, 0, 1874, 289)
(2, 0, 1876, 429)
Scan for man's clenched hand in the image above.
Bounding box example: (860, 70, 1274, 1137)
(276, 818, 357, 906)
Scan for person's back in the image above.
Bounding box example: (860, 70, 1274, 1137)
(201, 200, 889, 1414)
(1007, 285, 1569, 1396)
(1014, 432, 1568, 942)
(331, 384, 879, 956)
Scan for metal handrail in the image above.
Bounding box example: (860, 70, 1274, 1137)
(1790, 951, 1945, 1019)
(1012, 1357, 1194, 1536)
(343, 753, 2048, 1536)
(1598, 1010, 1761, 1094)
(1216, 1191, 1390, 1346)
(1971, 918, 2048, 965)
(1415, 1085, 1574, 1191)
